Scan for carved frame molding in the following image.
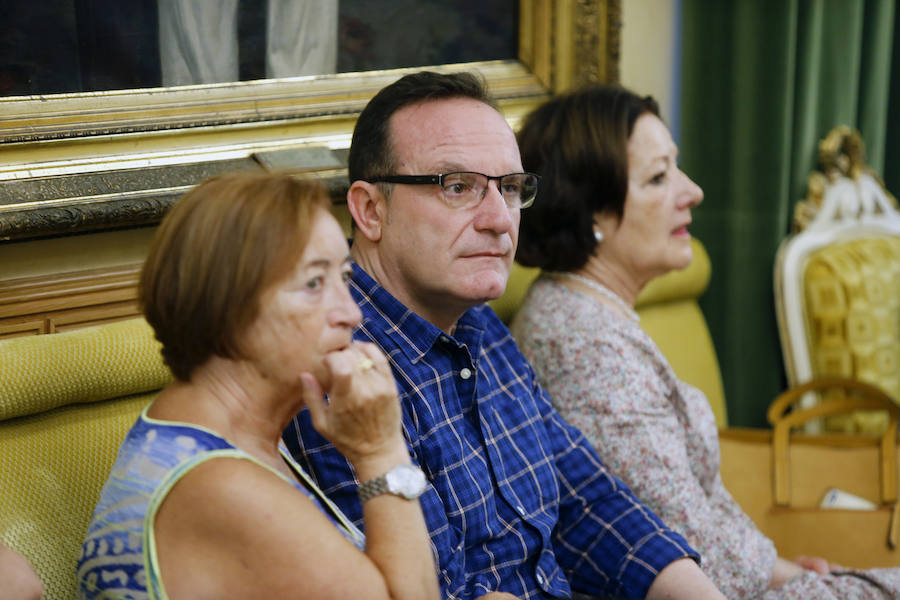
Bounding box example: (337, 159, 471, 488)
(0, 0, 619, 242)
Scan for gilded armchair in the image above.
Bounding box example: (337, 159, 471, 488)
(774, 126, 900, 432)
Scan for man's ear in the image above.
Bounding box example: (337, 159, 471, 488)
(347, 181, 385, 242)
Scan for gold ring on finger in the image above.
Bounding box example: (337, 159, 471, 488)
(358, 357, 375, 372)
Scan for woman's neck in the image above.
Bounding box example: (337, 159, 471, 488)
(149, 357, 304, 467)
(573, 254, 643, 308)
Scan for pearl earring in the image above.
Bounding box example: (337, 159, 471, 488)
(594, 230, 604, 242)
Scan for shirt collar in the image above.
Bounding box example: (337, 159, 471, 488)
(349, 262, 488, 364)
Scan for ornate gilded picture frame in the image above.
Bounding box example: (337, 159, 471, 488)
(0, 0, 620, 241)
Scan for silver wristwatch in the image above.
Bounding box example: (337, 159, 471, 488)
(357, 463, 427, 503)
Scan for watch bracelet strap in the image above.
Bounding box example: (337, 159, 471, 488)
(357, 475, 389, 503)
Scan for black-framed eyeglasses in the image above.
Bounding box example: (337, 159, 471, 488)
(364, 171, 540, 210)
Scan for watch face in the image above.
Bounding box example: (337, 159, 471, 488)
(385, 464, 427, 499)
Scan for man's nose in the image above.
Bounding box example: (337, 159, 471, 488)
(474, 180, 514, 233)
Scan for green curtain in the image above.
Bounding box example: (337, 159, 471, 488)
(680, 0, 898, 427)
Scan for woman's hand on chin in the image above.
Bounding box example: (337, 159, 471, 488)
(301, 342, 407, 472)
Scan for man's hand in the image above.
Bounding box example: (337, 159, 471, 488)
(0, 543, 43, 600)
(476, 593, 519, 600)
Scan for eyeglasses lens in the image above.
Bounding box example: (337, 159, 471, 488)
(440, 172, 537, 209)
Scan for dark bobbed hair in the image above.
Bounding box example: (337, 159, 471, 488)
(516, 84, 659, 272)
(140, 172, 331, 381)
(347, 70, 496, 186)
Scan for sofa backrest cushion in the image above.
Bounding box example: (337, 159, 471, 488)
(0, 318, 171, 420)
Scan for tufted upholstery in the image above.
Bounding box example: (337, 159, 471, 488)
(0, 318, 171, 600)
(491, 237, 727, 427)
(801, 237, 900, 431)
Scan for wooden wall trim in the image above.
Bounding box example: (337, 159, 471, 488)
(0, 264, 142, 338)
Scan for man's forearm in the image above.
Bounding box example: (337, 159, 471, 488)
(646, 558, 726, 600)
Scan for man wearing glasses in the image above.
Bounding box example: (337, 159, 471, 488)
(284, 71, 725, 600)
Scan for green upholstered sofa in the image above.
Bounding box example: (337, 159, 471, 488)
(0, 318, 171, 599)
(0, 237, 724, 598)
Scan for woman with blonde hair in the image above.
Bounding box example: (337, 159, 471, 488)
(78, 172, 439, 600)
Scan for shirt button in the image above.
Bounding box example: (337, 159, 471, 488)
(460, 367, 472, 380)
(516, 505, 525, 515)
(536, 573, 544, 586)
(439, 335, 450, 343)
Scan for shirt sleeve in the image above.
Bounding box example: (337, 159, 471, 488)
(530, 366, 700, 599)
(527, 313, 777, 599)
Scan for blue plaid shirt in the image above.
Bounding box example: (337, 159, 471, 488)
(283, 264, 698, 600)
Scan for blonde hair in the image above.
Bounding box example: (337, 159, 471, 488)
(140, 172, 332, 381)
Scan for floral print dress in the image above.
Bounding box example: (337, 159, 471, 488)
(511, 276, 900, 599)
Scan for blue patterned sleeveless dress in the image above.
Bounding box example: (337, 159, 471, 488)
(77, 405, 364, 599)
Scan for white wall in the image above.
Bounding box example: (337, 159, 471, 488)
(620, 0, 679, 135)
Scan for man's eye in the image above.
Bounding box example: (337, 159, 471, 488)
(341, 270, 353, 283)
(445, 182, 471, 195)
(501, 182, 522, 195)
(306, 276, 324, 290)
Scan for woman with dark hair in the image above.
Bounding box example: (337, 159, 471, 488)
(511, 84, 900, 599)
(77, 173, 439, 600)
